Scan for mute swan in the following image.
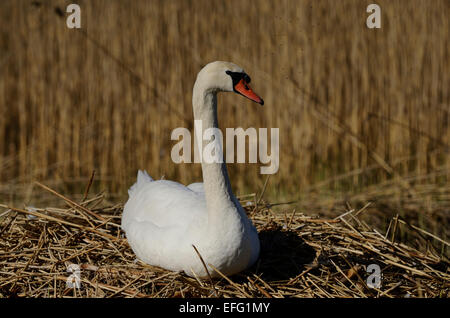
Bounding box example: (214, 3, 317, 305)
(121, 61, 263, 278)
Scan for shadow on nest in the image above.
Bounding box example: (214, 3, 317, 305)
(249, 224, 317, 282)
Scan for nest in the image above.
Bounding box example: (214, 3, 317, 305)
(0, 182, 448, 298)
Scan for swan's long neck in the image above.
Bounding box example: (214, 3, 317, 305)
(192, 84, 240, 227)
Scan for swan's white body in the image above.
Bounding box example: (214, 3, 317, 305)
(121, 61, 262, 278)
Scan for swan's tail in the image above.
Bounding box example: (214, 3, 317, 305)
(128, 170, 154, 196)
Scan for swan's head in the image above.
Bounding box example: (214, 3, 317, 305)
(195, 61, 264, 105)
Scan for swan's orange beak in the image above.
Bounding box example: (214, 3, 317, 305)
(234, 79, 264, 105)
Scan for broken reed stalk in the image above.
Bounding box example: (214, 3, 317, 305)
(208, 263, 252, 298)
(34, 181, 105, 221)
(0, 204, 119, 242)
(82, 170, 96, 202)
(191, 244, 217, 296)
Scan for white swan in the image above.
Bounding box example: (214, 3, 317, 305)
(121, 61, 263, 278)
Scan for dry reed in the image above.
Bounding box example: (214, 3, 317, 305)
(0, 182, 448, 298)
(0, 0, 449, 198)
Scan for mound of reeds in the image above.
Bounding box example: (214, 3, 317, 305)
(0, 182, 448, 298)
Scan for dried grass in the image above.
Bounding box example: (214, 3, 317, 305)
(0, 183, 448, 298)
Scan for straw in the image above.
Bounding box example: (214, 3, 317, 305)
(0, 184, 448, 298)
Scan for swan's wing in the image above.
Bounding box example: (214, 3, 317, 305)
(122, 176, 209, 274)
(124, 219, 186, 269)
(122, 178, 207, 232)
(187, 182, 204, 194)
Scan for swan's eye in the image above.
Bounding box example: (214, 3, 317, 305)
(226, 71, 251, 85)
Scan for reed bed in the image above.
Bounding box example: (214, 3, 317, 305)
(0, 182, 448, 298)
(0, 0, 449, 196)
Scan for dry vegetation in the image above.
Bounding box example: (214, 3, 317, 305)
(0, 184, 448, 298)
(0, 0, 448, 194)
(0, 0, 449, 298)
